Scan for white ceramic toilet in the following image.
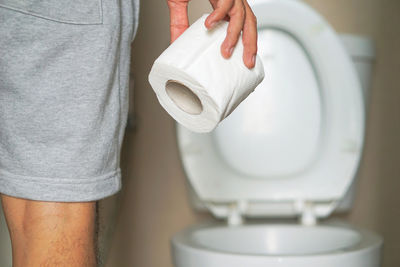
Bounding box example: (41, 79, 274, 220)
(172, 0, 383, 266)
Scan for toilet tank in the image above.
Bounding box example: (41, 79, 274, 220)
(336, 34, 376, 212)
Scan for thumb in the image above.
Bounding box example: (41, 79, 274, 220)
(167, 0, 189, 43)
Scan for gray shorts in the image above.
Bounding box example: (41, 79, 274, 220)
(0, 0, 139, 202)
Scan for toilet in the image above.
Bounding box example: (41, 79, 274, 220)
(171, 0, 383, 266)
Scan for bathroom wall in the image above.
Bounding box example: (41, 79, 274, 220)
(105, 0, 400, 266)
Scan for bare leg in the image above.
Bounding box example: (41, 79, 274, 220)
(1, 194, 97, 267)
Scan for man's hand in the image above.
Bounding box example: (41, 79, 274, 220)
(167, 0, 258, 69)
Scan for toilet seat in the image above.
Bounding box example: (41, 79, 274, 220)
(176, 0, 365, 221)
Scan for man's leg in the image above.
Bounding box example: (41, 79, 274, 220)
(1, 194, 97, 267)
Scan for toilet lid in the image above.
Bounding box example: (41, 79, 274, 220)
(176, 0, 364, 219)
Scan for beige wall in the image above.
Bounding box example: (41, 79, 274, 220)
(105, 0, 400, 266)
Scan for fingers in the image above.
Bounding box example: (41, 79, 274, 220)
(168, 0, 190, 43)
(206, 0, 257, 69)
(210, 0, 230, 21)
(169, 0, 258, 68)
(220, 0, 245, 59)
(209, 0, 219, 10)
(205, 0, 234, 28)
(241, 2, 258, 68)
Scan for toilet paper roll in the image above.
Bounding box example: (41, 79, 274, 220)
(148, 14, 265, 133)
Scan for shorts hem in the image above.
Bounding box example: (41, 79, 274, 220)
(0, 168, 122, 202)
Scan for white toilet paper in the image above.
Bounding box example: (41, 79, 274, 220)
(148, 14, 265, 133)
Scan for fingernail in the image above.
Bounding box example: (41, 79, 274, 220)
(252, 55, 256, 66)
(229, 47, 234, 55)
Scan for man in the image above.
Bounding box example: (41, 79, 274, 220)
(0, 0, 257, 265)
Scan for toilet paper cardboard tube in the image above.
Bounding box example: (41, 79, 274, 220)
(166, 80, 204, 115)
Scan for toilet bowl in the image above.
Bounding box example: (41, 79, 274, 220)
(172, 0, 383, 266)
(172, 222, 382, 267)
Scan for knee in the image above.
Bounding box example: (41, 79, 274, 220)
(1, 195, 97, 266)
(2, 195, 96, 239)
(21, 200, 96, 240)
